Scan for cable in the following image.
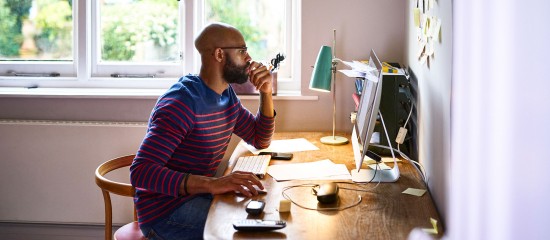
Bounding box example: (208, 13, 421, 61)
(404, 100, 414, 127)
(281, 183, 363, 211)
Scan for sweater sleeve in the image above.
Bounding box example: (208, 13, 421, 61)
(233, 104, 275, 150)
(130, 97, 195, 197)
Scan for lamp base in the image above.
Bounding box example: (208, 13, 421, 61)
(320, 136, 349, 145)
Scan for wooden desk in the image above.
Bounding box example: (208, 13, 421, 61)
(204, 132, 443, 239)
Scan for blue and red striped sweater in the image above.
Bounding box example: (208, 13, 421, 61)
(130, 75, 275, 228)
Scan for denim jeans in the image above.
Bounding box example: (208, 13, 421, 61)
(140, 194, 213, 240)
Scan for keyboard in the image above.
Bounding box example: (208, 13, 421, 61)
(231, 155, 272, 179)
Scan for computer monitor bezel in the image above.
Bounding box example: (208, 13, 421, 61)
(353, 49, 383, 170)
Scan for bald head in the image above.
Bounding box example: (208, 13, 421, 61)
(195, 23, 245, 55)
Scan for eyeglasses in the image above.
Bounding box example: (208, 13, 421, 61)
(219, 46, 248, 55)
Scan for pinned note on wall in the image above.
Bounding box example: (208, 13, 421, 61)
(413, 8, 421, 27)
(413, 0, 441, 67)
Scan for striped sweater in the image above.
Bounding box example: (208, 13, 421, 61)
(130, 75, 275, 228)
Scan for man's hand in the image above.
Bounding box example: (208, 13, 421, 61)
(248, 61, 273, 94)
(207, 171, 264, 197)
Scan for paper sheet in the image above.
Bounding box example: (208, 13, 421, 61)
(338, 69, 366, 78)
(267, 159, 351, 181)
(243, 138, 319, 155)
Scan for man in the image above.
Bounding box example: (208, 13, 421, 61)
(130, 23, 275, 239)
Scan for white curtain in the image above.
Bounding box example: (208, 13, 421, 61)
(451, 0, 550, 239)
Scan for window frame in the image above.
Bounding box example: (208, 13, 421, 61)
(0, 0, 301, 92)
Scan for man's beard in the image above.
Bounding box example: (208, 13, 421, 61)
(223, 54, 249, 84)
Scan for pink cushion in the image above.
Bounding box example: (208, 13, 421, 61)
(114, 222, 146, 240)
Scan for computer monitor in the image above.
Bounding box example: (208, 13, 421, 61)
(351, 49, 400, 183)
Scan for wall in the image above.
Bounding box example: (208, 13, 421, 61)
(404, 0, 452, 228)
(0, 0, 407, 225)
(302, 0, 406, 133)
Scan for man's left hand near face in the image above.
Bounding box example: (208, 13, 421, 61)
(247, 61, 273, 94)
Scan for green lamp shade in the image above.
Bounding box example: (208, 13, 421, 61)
(309, 46, 333, 92)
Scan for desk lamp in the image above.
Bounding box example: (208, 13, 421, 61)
(309, 30, 349, 145)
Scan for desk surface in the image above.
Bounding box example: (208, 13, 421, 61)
(204, 132, 443, 239)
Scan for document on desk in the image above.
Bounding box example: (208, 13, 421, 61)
(267, 159, 352, 181)
(243, 138, 319, 155)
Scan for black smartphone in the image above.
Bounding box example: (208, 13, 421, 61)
(259, 152, 293, 160)
(246, 200, 265, 215)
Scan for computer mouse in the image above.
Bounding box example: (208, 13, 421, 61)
(316, 182, 339, 204)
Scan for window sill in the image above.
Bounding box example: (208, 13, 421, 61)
(0, 87, 318, 101)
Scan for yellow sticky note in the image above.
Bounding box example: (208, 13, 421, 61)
(422, 218, 439, 234)
(402, 188, 427, 197)
(413, 8, 421, 27)
(381, 157, 402, 163)
(278, 199, 291, 212)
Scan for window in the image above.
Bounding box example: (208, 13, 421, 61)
(0, 0, 300, 92)
(0, 0, 75, 77)
(91, 0, 182, 79)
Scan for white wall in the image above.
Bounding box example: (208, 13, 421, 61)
(0, 121, 144, 224)
(405, 0, 453, 230)
(0, 0, 407, 224)
(405, 0, 453, 232)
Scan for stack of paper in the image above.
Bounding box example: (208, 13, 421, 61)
(267, 159, 351, 181)
(338, 60, 377, 79)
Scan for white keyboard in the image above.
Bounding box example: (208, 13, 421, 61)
(231, 155, 272, 179)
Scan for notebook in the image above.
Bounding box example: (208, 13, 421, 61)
(231, 155, 272, 179)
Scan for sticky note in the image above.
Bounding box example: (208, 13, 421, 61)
(422, 218, 439, 234)
(381, 157, 402, 163)
(402, 188, 427, 197)
(413, 8, 421, 27)
(278, 199, 291, 212)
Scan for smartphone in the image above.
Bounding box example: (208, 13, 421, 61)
(259, 152, 293, 160)
(246, 200, 265, 215)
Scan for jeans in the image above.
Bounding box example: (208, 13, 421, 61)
(140, 194, 213, 240)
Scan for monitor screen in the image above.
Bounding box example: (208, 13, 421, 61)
(354, 49, 383, 171)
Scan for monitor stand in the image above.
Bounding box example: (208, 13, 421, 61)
(351, 113, 400, 183)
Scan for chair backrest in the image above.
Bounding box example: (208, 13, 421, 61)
(95, 154, 138, 240)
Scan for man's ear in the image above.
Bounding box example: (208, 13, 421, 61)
(214, 48, 224, 62)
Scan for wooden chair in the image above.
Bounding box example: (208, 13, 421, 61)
(95, 154, 146, 240)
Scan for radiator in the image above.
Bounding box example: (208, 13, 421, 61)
(0, 120, 148, 225)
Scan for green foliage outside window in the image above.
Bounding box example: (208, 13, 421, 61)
(0, 0, 32, 57)
(33, 0, 72, 59)
(206, 0, 268, 60)
(101, 0, 178, 61)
